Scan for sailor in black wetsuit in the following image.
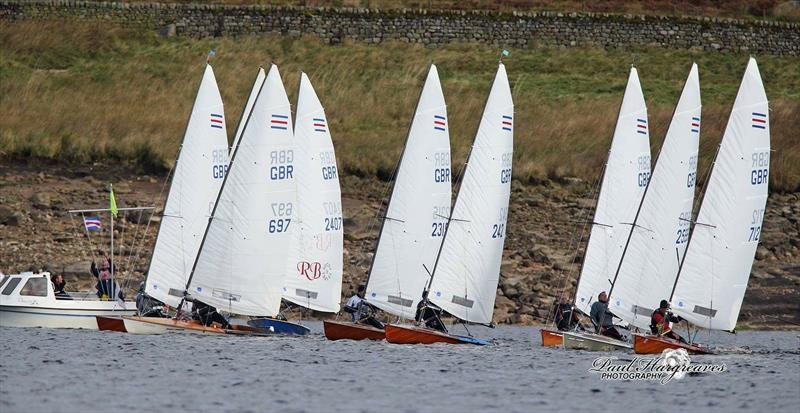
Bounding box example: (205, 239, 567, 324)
(415, 290, 447, 333)
(188, 297, 232, 329)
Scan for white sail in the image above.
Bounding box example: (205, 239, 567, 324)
(574, 67, 651, 313)
(231, 67, 266, 153)
(282, 73, 343, 313)
(608, 64, 701, 329)
(672, 58, 769, 331)
(145, 65, 229, 308)
(428, 63, 514, 324)
(365, 65, 452, 319)
(187, 64, 296, 317)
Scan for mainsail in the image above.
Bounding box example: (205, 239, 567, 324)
(282, 73, 344, 313)
(187, 64, 296, 317)
(607, 63, 701, 330)
(671, 58, 770, 331)
(231, 67, 266, 153)
(427, 63, 514, 324)
(365, 65, 452, 319)
(145, 64, 229, 307)
(574, 67, 651, 313)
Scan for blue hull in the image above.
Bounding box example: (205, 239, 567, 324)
(453, 335, 491, 346)
(247, 318, 311, 335)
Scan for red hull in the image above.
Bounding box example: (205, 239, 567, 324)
(323, 320, 385, 341)
(540, 328, 563, 346)
(96, 316, 127, 332)
(633, 333, 714, 355)
(385, 324, 467, 345)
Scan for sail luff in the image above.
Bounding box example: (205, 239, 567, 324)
(230, 67, 266, 154)
(144, 64, 229, 307)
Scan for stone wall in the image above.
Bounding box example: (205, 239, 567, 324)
(1, 1, 798, 56)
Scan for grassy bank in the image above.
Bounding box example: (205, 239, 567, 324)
(1, 20, 798, 191)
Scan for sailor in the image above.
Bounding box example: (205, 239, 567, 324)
(90, 250, 113, 299)
(135, 282, 164, 317)
(651, 300, 687, 343)
(187, 296, 232, 329)
(415, 290, 447, 333)
(590, 291, 623, 341)
(552, 293, 581, 331)
(343, 285, 384, 329)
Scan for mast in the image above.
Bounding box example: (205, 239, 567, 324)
(176, 69, 267, 313)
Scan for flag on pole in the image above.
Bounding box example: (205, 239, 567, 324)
(84, 217, 102, 231)
(109, 187, 118, 217)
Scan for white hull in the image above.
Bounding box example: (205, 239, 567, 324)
(0, 304, 136, 330)
(562, 331, 632, 351)
(121, 317, 170, 335)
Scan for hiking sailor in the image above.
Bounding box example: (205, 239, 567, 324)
(415, 290, 447, 333)
(552, 293, 581, 331)
(651, 299, 687, 343)
(343, 285, 383, 329)
(590, 291, 624, 341)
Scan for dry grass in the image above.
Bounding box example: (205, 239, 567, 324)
(1, 20, 798, 191)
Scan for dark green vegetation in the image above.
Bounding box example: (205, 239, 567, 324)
(1, 20, 798, 190)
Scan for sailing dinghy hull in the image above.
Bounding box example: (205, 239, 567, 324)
(540, 328, 564, 346)
(633, 333, 713, 355)
(562, 331, 631, 351)
(123, 316, 274, 336)
(96, 316, 127, 332)
(323, 320, 385, 341)
(247, 318, 310, 335)
(384, 324, 489, 345)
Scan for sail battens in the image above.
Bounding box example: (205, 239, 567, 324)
(281, 73, 344, 313)
(145, 65, 229, 308)
(428, 63, 514, 325)
(366, 65, 452, 320)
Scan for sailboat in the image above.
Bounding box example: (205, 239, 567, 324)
(549, 66, 651, 350)
(94, 64, 231, 333)
(634, 58, 769, 354)
(248, 72, 342, 335)
(126, 64, 297, 335)
(384, 62, 513, 346)
(323, 64, 451, 341)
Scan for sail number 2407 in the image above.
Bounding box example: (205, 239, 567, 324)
(492, 207, 508, 239)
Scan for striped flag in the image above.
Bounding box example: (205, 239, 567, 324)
(433, 115, 447, 132)
(502, 115, 513, 132)
(691, 116, 700, 134)
(271, 114, 289, 130)
(210, 113, 224, 129)
(84, 217, 102, 232)
(752, 112, 767, 129)
(636, 118, 648, 135)
(313, 117, 327, 133)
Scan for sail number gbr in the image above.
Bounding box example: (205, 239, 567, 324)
(320, 150, 338, 181)
(434, 152, 451, 183)
(637, 155, 651, 187)
(500, 152, 513, 184)
(212, 149, 228, 179)
(270, 150, 294, 180)
(268, 202, 292, 233)
(751, 151, 769, 185)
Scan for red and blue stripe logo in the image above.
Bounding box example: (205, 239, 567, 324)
(210, 113, 224, 129)
(636, 118, 648, 135)
(752, 112, 767, 129)
(691, 116, 700, 134)
(313, 118, 327, 133)
(434, 115, 447, 132)
(502, 115, 513, 132)
(271, 114, 289, 130)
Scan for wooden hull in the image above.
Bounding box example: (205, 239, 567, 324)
(248, 318, 311, 335)
(385, 324, 489, 345)
(96, 316, 127, 332)
(633, 333, 714, 355)
(540, 328, 563, 346)
(323, 320, 385, 341)
(123, 316, 273, 336)
(562, 331, 631, 351)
